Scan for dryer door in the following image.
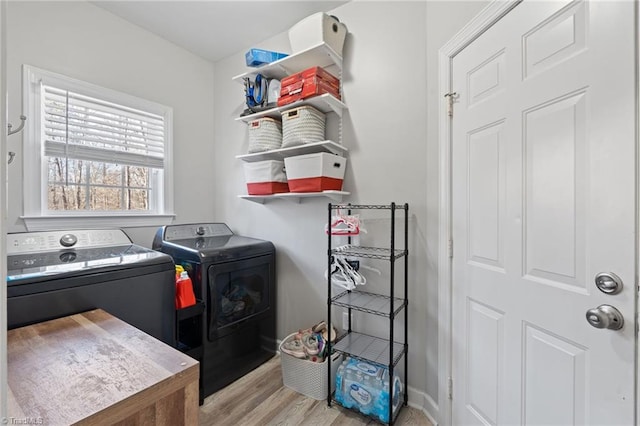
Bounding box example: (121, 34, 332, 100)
(207, 255, 273, 340)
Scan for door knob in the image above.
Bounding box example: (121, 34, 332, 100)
(595, 272, 623, 295)
(585, 305, 624, 330)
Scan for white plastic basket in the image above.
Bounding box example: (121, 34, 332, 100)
(279, 332, 343, 400)
(248, 117, 282, 153)
(281, 105, 326, 148)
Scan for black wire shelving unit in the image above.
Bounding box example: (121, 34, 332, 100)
(326, 202, 409, 425)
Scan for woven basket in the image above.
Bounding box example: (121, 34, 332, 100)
(248, 117, 282, 153)
(279, 332, 342, 400)
(281, 106, 326, 148)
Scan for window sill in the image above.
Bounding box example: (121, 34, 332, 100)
(21, 214, 176, 231)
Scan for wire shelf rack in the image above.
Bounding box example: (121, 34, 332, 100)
(330, 245, 407, 260)
(332, 331, 406, 368)
(330, 203, 408, 210)
(331, 290, 406, 318)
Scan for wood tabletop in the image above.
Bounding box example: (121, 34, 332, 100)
(7, 309, 199, 425)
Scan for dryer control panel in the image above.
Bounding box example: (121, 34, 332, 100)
(163, 223, 233, 241)
(8, 229, 133, 255)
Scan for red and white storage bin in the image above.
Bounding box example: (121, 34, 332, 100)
(284, 153, 346, 193)
(243, 160, 289, 195)
(281, 105, 326, 148)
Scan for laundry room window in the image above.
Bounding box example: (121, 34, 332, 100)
(22, 65, 174, 230)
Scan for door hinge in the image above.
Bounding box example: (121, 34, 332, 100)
(448, 238, 453, 259)
(444, 92, 457, 117)
(448, 377, 453, 400)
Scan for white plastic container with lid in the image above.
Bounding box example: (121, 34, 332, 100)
(288, 12, 348, 57)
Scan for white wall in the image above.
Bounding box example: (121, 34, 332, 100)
(212, 0, 486, 419)
(1, 0, 489, 422)
(213, 0, 430, 398)
(5, 1, 216, 247)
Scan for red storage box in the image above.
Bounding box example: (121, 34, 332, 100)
(244, 160, 289, 195)
(278, 77, 341, 107)
(284, 153, 347, 192)
(278, 66, 341, 107)
(280, 66, 340, 89)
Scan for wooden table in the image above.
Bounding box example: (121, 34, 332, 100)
(7, 309, 199, 425)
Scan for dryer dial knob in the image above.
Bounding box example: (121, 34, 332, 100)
(60, 234, 78, 247)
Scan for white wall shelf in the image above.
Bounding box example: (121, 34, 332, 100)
(236, 93, 346, 121)
(232, 42, 342, 83)
(238, 190, 350, 204)
(235, 41, 348, 205)
(236, 140, 347, 163)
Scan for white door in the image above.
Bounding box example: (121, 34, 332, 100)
(451, 1, 636, 425)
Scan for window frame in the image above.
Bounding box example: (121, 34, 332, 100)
(22, 65, 175, 231)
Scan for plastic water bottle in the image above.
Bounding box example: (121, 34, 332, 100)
(335, 361, 346, 400)
(336, 359, 353, 407)
(373, 374, 402, 423)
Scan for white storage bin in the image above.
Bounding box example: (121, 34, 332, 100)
(279, 332, 343, 400)
(284, 153, 346, 193)
(243, 160, 288, 195)
(281, 105, 326, 148)
(288, 12, 348, 57)
(248, 117, 282, 153)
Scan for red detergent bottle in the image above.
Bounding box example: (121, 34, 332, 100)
(176, 271, 196, 309)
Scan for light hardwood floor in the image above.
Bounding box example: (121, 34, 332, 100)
(200, 356, 433, 426)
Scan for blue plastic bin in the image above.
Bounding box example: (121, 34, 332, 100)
(245, 48, 289, 67)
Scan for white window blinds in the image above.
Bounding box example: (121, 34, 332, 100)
(43, 85, 166, 169)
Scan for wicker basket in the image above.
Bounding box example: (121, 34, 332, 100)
(281, 105, 326, 148)
(248, 117, 282, 153)
(279, 332, 342, 400)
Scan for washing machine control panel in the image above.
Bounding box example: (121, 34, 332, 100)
(163, 223, 233, 241)
(7, 229, 133, 254)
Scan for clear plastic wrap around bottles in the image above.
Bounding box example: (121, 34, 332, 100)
(334, 357, 402, 423)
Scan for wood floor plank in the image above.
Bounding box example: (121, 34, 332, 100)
(266, 392, 320, 425)
(231, 387, 299, 426)
(200, 355, 432, 426)
(295, 400, 342, 426)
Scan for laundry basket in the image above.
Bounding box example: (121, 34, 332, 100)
(279, 332, 342, 400)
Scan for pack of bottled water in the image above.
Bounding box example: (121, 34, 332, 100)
(334, 357, 402, 423)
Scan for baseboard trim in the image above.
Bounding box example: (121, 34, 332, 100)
(407, 386, 439, 426)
